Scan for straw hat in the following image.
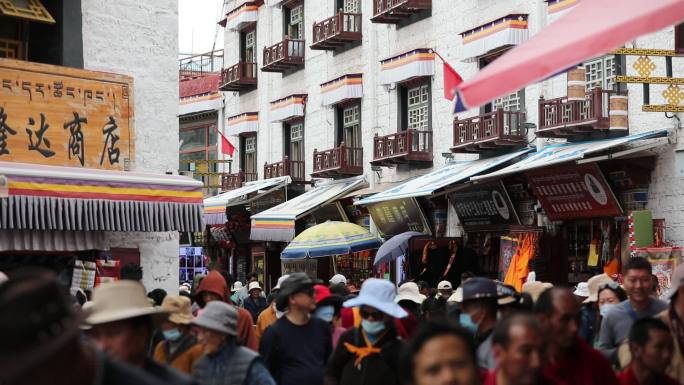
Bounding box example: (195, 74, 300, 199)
(161, 295, 193, 325)
(584, 274, 616, 303)
(395, 282, 427, 304)
(522, 281, 553, 302)
(86, 280, 165, 325)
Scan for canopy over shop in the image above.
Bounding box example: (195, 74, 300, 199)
(356, 150, 531, 286)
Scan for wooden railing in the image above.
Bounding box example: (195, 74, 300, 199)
(263, 38, 305, 69)
(221, 62, 257, 85)
(312, 144, 364, 175)
(221, 171, 258, 190)
(373, 129, 433, 162)
(453, 109, 526, 147)
(264, 157, 305, 181)
(312, 13, 362, 46)
(372, 0, 431, 20)
(538, 88, 621, 131)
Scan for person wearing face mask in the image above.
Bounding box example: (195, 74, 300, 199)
(152, 295, 205, 375)
(192, 301, 276, 385)
(598, 258, 668, 366)
(325, 278, 407, 385)
(313, 284, 346, 348)
(455, 277, 501, 370)
(578, 274, 624, 346)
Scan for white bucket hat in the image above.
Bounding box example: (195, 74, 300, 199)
(329, 274, 347, 286)
(395, 282, 427, 304)
(573, 282, 590, 298)
(231, 281, 244, 293)
(344, 278, 407, 318)
(248, 281, 262, 292)
(86, 280, 165, 325)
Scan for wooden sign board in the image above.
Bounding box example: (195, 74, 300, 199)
(0, 58, 134, 170)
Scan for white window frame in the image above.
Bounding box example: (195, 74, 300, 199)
(407, 84, 430, 131)
(584, 55, 616, 91)
(244, 30, 256, 62)
(288, 4, 304, 40)
(342, 105, 361, 148)
(343, 0, 360, 13)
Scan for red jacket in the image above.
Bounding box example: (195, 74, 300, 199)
(544, 337, 619, 385)
(195, 271, 258, 351)
(482, 370, 560, 385)
(616, 367, 679, 385)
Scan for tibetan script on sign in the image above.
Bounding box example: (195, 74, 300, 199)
(0, 58, 134, 170)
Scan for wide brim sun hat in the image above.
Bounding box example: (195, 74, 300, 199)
(344, 278, 407, 318)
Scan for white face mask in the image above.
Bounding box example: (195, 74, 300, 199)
(599, 303, 618, 317)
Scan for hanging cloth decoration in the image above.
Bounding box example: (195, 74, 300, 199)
(441, 240, 459, 279)
(504, 232, 539, 292)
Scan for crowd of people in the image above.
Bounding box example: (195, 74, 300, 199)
(1, 255, 684, 385)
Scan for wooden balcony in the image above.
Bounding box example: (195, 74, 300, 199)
(311, 144, 364, 178)
(538, 88, 627, 139)
(219, 62, 257, 92)
(264, 157, 305, 182)
(310, 13, 362, 51)
(371, 129, 433, 166)
(371, 0, 431, 24)
(262, 38, 305, 73)
(221, 171, 258, 191)
(452, 109, 528, 153)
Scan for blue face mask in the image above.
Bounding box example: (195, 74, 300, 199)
(599, 303, 618, 318)
(162, 328, 182, 341)
(314, 305, 335, 323)
(459, 313, 479, 334)
(361, 319, 386, 335)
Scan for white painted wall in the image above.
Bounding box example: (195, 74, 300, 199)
(81, 0, 181, 292)
(222, 1, 684, 244)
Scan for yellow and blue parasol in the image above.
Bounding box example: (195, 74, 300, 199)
(281, 221, 382, 259)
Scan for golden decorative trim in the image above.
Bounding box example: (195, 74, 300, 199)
(616, 76, 684, 85)
(0, 0, 55, 24)
(610, 48, 681, 57)
(643, 105, 684, 112)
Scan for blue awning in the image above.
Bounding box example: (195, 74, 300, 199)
(356, 149, 531, 205)
(471, 129, 669, 181)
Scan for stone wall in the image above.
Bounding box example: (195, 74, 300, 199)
(81, 0, 181, 292)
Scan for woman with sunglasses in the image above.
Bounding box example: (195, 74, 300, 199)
(325, 278, 407, 385)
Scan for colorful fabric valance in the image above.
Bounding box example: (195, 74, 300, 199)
(0, 162, 204, 232)
(461, 14, 529, 62)
(546, 0, 580, 24)
(219, 1, 259, 31)
(226, 112, 259, 135)
(379, 48, 435, 85)
(321, 74, 363, 106)
(270, 94, 306, 122)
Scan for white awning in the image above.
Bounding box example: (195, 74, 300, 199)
(226, 112, 258, 135)
(221, 2, 259, 31)
(379, 49, 435, 85)
(472, 129, 669, 181)
(356, 149, 531, 205)
(251, 176, 367, 242)
(546, 0, 580, 24)
(270, 94, 306, 122)
(203, 176, 291, 225)
(179, 94, 223, 116)
(460, 14, 529, 62)
(321, 74, 363, 106)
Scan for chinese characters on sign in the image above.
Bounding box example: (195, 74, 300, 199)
(368, 198, 429, 236)
(525, 163, 623, 221)
(449, 181, 520, 228)
(0, 59, 134, 170)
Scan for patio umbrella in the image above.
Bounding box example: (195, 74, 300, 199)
(373, 231, 424, 266)
(454, 0, 684, 112)
(281, 221, 382, 259)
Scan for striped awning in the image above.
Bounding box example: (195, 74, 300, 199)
(321, 74, 363, 106)
(251, 176, 367, 242)
(270, 94, 306, 122)
(226, 112, 258, 135)
(379, 48, 435, 85)
(461, 14, 529, 62)
(546, 0, 580, 24)
(219, 1, 259, 31)
(203, 176, 291, 225)
(0, 162, 205, 233)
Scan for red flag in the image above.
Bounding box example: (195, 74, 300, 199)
(215, 127, 235, 157)
(442, 60, 463, 101)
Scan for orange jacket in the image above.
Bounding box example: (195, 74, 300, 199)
(152, 338, 204, 375)
(195, 270, 258, 351)
(255, 304, 278, 346)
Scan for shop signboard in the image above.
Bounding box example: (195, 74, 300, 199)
(448, 181, 519, 228)
(525, 163, 622, 220)
(0, 59, 134, 170)
(368, 198, 430, 237)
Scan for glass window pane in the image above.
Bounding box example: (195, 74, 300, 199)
(180, 127, 207, 151)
